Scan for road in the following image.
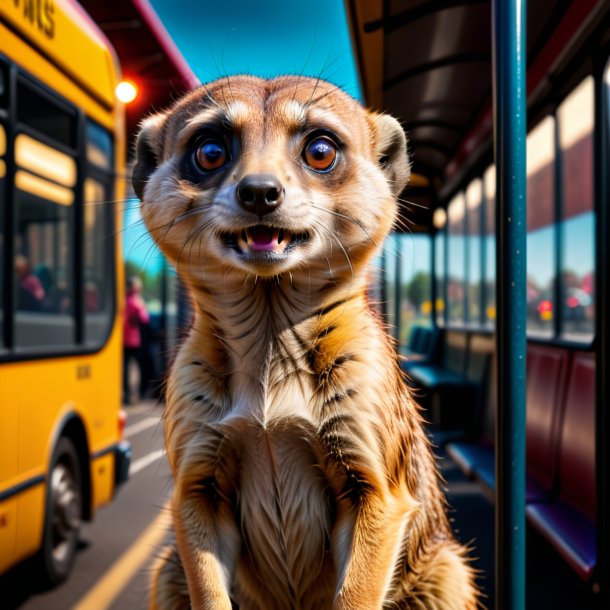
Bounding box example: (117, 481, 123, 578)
(0, 400, 171, 610)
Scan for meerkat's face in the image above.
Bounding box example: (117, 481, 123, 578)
(132, 76, 409, 280)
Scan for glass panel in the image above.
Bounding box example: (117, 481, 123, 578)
(84, 177, 114, 345)
(526, 116, 555, 337)
(84, 120, 115, 346)
(86, 121, 113, 170)
(367, 253, 384, 314)
(14, 135, 75, 348)
(123, 196, 172, 398)
(383, 234, 398, 336)
(398, 234, 432, 354)
(164, 266, 179, 356)
(447, 193, 466, 325)
(0, 60, 7, 108)
(484, 165, 496, 326)
(435, 229, 446, 326)
(15, 170, 74, 206)
(466, 179, 482, 325)
(15, 133, 76, 187)
(0, 123, 5, 347)
(558, 77, 594, 341)
(17, 78, 76, 148)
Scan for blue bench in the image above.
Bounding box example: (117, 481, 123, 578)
(405, 332, 492, 432)
(401, 325, 439, 366)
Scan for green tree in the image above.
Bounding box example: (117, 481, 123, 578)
(404, 271, 430, 310)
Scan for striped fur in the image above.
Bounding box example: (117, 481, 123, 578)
(134, 76, 479, 610)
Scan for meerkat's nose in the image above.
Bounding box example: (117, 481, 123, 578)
(236, 173, 285, 215)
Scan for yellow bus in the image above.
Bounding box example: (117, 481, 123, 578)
(0, 0, 130, 583)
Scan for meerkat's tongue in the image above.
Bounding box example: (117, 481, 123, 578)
(246, 226, 286, 252)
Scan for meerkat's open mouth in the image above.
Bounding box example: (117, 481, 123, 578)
(221, 226, 310, 257)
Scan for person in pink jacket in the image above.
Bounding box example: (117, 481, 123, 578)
(123, 275, 151, 403)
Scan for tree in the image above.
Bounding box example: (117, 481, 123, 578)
(404, 272, 430, 311)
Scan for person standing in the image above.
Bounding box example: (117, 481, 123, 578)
(15, 254, 45, 310)
(123, 275, 150, 403)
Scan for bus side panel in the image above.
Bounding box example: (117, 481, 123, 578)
(0, 25, 116, 131)
(0, 370, 18, 572)
(0, 499, 17, 574)
(91, 454, 115, 510)
(15, 486, 45, 566)
(86, 327, 124, 514)
(0, 0, 117, 107)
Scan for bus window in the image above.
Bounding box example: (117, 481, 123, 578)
(483, 165, 496, 325)
(0, 59, 7, 107)
(367, 253, 383, 312)
(433, 209, 446, 327)
(84, 121, 115, 346)
(0, 61, 7, 348)
(14, 132, 77, 347)
(86, 120, 113, 171)
(399, 233, 432, 353)
(383, 234, 398, 337)
(447, 193, 466, 326)
(16, 78, 76, 148)
(466, 179, 483, 326)
(0, 123, 4, 348)
(558, 77, 594, 342)
(526, 116, 555, 338)
(84, 179, 113, 344)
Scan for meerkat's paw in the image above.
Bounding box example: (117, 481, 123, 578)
(389, 542, 481, 610)
(149, 544, 189, 610)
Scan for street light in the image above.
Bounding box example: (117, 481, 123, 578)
(116, 80, 138, 104)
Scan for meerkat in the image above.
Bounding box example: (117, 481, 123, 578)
(132, 75, 479, 610)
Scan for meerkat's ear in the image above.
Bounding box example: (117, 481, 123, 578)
(132, 113, 168, 201)
(369, 112, 410, 197)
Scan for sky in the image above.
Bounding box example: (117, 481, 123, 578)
(125, 0, 362, 274)
(150, 0, 362, 100)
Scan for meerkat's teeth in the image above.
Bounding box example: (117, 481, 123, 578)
(240, 226, 288, 253)
(236, 229, 249, 252)
(227, 226, 308, 255)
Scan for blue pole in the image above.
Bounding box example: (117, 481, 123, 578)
(594, 55, 609, 607)
(492, 0, 527, 608)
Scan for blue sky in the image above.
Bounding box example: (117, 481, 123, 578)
(150, 0, 362, 98)
(125, 0, 362, 273)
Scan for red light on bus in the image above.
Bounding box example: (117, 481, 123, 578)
(118, 409, 127, 438)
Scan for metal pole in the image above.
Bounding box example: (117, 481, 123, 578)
(431, 227, 437, 324)
(480, 186, 488, 328)
(443, 225, 449, 327)
(594, 56, 609, 607)
(492, 0, 527, 608)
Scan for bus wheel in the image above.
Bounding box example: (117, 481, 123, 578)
(39, 437, 82, 585)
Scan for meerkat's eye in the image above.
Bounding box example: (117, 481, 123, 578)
(194, 138, 230, 172)
(303, 136, 338, 172)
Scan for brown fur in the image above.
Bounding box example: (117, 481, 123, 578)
(133, 75, 479, 610)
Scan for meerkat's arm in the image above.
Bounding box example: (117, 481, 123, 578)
(173, 478, 240, 610)
(332, 482, 415, 610)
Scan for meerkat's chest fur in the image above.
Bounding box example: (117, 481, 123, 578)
(165, 283, 396, 606)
